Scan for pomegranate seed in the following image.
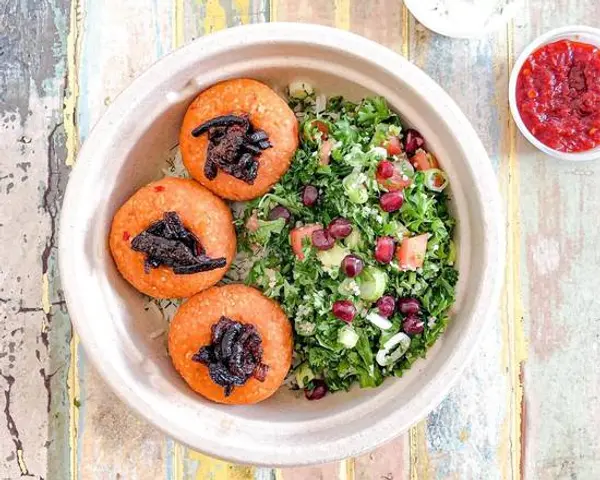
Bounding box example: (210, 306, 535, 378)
(376, 295, 396, 318)
(379, 191, 404, 212)
(268, 205, 291, 224)
(328, 217, 353, 239)
(375, 236, 395, 264)
(332, 300, 356, 323)
(397, 297, 421, 316)
(377, 160, 395, 179)
(302, 185, 319, 207)
(403, 314, 424, 335)
(404, 129, 425, 155)
(311, 228, 335, 250)
(305, 379, 328, 400)
(341, 255, 364, 278)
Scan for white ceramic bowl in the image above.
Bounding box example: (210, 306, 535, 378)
(509, 25, 600, 161)
(59, 23, 504, 466)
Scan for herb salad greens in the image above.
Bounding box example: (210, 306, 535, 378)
(234, 83, 458, 398)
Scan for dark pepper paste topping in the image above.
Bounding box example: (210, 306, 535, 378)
(192, 316, 269, 397)
(130, 211, 226, 275)
(191, 114, 272, 184)
(516, 39, 600, 152)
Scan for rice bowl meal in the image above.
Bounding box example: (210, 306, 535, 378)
(108, 78, 458, 404)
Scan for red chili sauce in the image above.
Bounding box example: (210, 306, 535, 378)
(516, 39, 600, 153)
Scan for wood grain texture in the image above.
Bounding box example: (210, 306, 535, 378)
(406, 19, 516, 479)
(513, 2, 600, 479)
(72, 0, 174, 478)
(0, 0, 72, 478)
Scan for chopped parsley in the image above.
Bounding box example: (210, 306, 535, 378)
(231, 90, 458, 395)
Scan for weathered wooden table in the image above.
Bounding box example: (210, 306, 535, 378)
(1, 0, 599, 478)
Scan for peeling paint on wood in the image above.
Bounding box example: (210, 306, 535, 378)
(514, 2, 600, 479)
(63, 0, 82, 167)
(0, 0, 72, 478)
(407, 16, 516, 480)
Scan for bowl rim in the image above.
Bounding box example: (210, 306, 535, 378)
(508, 25, 600, 161)
(59, 22, 505, 466)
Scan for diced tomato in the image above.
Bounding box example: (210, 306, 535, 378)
(412, 149, 439, 171)
(395, 234, 428, 270)
(290, 224, 322, 260)
(245, 212, 260, 233)
(313, 120, 329, 139)
(386, 136, 403, 155)
(319, 139, 333, 165)
(376, 162, 412, 191)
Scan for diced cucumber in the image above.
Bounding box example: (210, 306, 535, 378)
(288, 80, 314, 99)
(317, 243, 350, 268)
(295, 363, 315, 389)
(357, 267, 388, 302)
(342, 171, 369, 204)
(338, 326, 359, 349)
(338, 278, 361, 296)
(344, 229, 363, 249)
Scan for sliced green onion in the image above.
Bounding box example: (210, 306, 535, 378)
(366, 311, 393, 330)
(338, 278, 361, 296)
(375, 332, 411, 366)
(448, 240, 457, 265)
(338, 326, 359, 349)
(424, 168, 449, 192)
(295, 363, 315, 388)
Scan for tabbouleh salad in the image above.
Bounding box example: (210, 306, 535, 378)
(232, 83, 458, 399)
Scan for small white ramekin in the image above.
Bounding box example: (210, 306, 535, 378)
(509, 25, 600, 161)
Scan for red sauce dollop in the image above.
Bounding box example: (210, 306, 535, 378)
(516, 39, 600, 152)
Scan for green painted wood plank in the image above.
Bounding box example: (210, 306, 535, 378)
(407, 11, 514, 480)
(513, 1, 600, 478)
